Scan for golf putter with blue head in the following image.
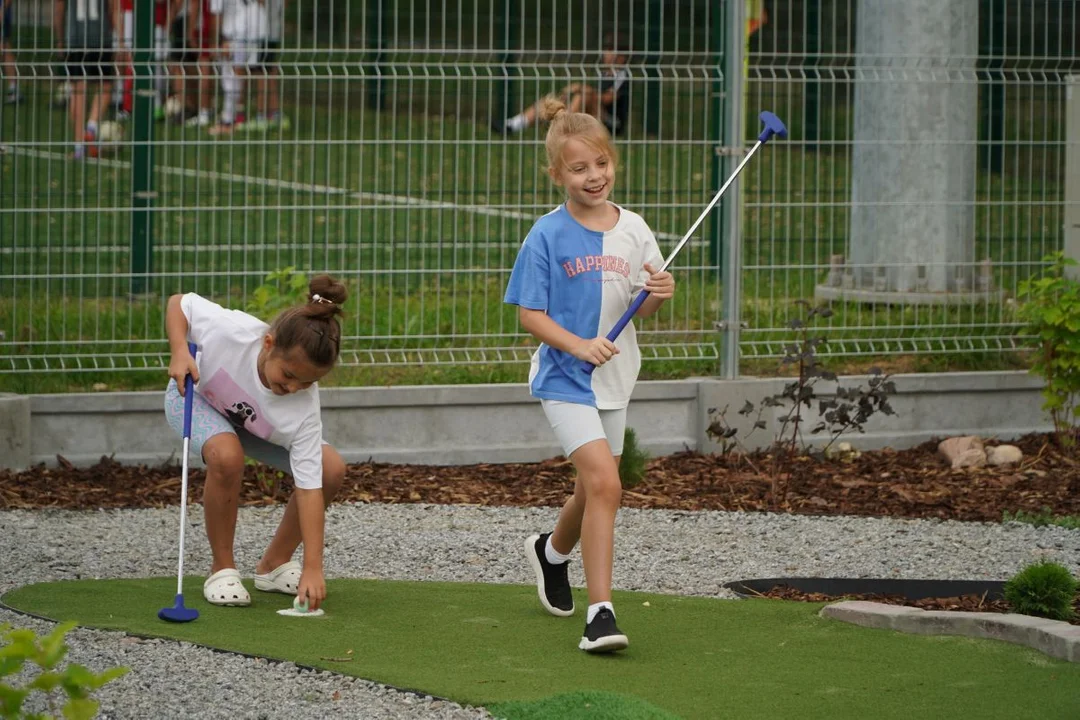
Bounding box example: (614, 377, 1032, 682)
(580, 111, 788, 375)
(159, 342, 200, 623)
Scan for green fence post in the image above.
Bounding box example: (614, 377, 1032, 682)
(643, 0, 663, 135)
(719, 0, 743, 380)
(130, 0, 155, 297)
(804, 0, 820, 151)
(978, 0, 1005, 174)
(367, 0, 386, 110)
(493, 0, 519, 127)
(709, 4, 725, 277)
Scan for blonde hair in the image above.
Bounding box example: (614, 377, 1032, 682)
(539, 96, 619, 176)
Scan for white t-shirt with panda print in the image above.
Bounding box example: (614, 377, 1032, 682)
(180, 293, 325, 489)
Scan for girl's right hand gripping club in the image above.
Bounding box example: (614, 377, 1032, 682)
(580, 111, 787, 375)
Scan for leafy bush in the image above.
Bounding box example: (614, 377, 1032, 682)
(1, 622, 128, 720)
(705, 301, 897, 507)
(619, 427, 650, 489)
(244, 267, 310, 321)
(1003, 560, 1079, 622)
(1017, 253, 1080, 448)
(708, 301, 896, 459)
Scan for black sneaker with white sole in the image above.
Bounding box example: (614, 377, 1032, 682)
(524, 533, 574, 617)
(579, 608, 629, 653)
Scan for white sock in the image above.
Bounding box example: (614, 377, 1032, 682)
(506, 113, 528, 132)
(220, 64, 239, 124)
(587, 601, 614, 624)
(86, 120, 98, 135)
(544, 535, 571, 565)
(6, 81, 16, 91)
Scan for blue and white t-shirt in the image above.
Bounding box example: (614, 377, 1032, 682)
(504, 203, 663, 409)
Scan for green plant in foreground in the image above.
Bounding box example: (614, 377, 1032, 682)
(1017, 253, 1080, 448)
(1003, 560, 1079, 622)
(1002, 508, 1080, 531)
(619, 427, 650, 489)
(0, 622, 128, 720)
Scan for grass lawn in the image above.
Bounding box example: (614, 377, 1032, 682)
(4, 577, 1079, 719)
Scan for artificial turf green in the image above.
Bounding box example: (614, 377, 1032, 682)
(4, 578, 1079, 720)
(488, 690, 681, 720)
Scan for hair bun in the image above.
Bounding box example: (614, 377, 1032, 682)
(539, 95, 568, 123)
(308, 275, 348, 307)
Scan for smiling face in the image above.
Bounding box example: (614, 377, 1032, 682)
(550, 137, 616, 213)
(257, 335, 332, 395)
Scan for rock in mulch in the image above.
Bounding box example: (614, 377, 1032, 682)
(987, 444, 1024, 467)
(938, 436, 986, 469)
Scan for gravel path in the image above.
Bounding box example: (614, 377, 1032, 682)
(3, 502, 1078, 719)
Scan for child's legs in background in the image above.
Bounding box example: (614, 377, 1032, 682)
(69, 78, 88, 145)
(567, 84, 601, 118)
(266, 62, 279, 117)
(543, 401, 626, 605)
(197, 51, 214, 116)
(153, 22, 169, 107)
(254, 41, 280, 119)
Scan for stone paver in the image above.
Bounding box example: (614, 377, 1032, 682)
(821, 601, 1080, 663)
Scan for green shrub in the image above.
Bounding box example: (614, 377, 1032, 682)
(1003, 560, 1079, 622)
(1017, 253, 1080, 448)
(619, 427, 650, 489)
(0, 622, 128, 720)
(244, 266, 310, 321)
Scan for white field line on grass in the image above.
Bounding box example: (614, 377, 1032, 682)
(2, 148, 682, 255)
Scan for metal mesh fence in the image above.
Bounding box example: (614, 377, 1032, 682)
(0, 0, 1075, 383)
(740, 0, 1077, 360)
(1, 0, 726, 378)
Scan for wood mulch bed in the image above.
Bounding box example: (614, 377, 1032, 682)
(1, 433, 1077, 523)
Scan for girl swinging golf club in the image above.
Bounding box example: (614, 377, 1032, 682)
(505, 103, 786, 652)
(162, 275, 349, 613)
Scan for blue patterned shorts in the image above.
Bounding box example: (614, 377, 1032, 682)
(164, 380, 291, 472)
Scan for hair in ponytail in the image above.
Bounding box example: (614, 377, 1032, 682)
(540, 95, 619, 176)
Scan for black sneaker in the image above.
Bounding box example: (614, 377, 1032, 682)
(524, 533, 574, 617)
(579, 608, 628, 653)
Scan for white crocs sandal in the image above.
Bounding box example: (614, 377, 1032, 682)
(254, 560, 302, 595)
(203, 568, 252, 607)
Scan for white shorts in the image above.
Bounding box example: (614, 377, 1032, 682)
(541, 400, 627, 458)
(225, 40, 263, 68)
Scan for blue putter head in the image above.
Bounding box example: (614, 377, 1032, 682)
(158, 593, 199, 623)
(758, 111, 788, 143)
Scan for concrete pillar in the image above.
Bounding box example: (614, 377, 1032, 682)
(0, 394, 31, 471)
(848, 0, 979, 293)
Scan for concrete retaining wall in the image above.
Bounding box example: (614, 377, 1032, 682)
(0, 371, 1053, 470)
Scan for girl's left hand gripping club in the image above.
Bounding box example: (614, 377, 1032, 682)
(159, 342, 200, 623)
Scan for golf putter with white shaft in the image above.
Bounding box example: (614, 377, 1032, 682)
(159, 342, 200, 623)
(581, 111, 787, 374)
